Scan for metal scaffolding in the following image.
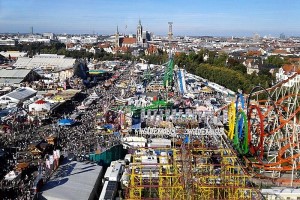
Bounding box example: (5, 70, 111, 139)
(125, 128, 262, 199)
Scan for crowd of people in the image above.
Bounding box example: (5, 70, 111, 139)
(0, 59, 228, 199)
(0, 62, 135, 200)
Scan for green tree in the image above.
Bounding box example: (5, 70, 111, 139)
(265, 55, 284, 68)
(213, 52, 228, 67)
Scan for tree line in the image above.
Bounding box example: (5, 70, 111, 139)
(0, 42, 134, 61)
(174, 49, 277, 93)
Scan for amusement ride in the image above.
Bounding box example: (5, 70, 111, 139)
(223, 72, 300, 186)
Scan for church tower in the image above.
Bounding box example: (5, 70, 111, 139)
(115, 26, 120, 47)
(137, 19, 143, 45)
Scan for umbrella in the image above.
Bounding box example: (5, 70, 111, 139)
(58, 118, 75, 126)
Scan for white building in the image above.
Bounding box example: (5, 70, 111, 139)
(18, 35, 51, 43)
(262, 188, 300, 200)
(0, 87, 37, 105)
(0, 51, 27, 59)
(276, 67, 300, 87)
(57, 36, 70, 43)
(0, 38, 16, 46)
(81, 36, 97, 44)
(13, 54, 76, 81)
(42, 33, 56, 40)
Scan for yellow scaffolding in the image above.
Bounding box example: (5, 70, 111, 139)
(127, 148, 185, 199)
(125, 138, 262, 199)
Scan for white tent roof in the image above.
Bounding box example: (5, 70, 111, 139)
(29, 99, 51, 112)
(2, 87, 37, 102)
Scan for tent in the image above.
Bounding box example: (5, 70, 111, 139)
(201, 86, 213, 94)
(77, 105, 88, 111)
(29, 99, 51, 112)
(58, 118, 75, 126)
(88, 91, 99, 100)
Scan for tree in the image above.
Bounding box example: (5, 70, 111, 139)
(174, 52, 187, 67)
(265, 55, 284, 68)
(213, 52, 228, 67)
(231, 64, 247, 74)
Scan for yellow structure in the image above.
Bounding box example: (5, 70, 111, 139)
(127, 148, 185, 199)
(227, 102, 236, 140)
(125, 132, 262, 199)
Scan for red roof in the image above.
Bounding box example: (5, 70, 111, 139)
(247, 50, 262, 56)
(273, 49, 287, 54)
(282, 64, 300, 74)
(147, 45, 158, 54)
(66, 43, 75, 48)
(98, 43, 111, 48)
(122, 37, 136, 44)
(289, 58, 300, 63)
(35, 99, 46, 104)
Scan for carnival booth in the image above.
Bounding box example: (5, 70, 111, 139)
(29, 99, 51, 112)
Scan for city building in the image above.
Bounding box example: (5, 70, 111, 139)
(0, 38, 17, 46)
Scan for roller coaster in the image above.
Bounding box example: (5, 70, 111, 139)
(223, 72, 300, 186)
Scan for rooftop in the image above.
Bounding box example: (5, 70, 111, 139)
(5, 87, 37, 101)
(0, 69, 32, 78)
(13, 56, 76, 70)
(40, 161, 103, 200)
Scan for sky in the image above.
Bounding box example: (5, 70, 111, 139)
(0, 0, 300, 37)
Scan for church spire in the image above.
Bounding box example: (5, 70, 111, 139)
(137, 19, 143, 45)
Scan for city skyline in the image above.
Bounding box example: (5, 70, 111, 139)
(0, 0, 300, 37)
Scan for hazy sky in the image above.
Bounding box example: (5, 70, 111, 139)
(0, 0, 300, 37)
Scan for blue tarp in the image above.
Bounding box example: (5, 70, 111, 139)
(183, 135, 190, 144)
(132, 123, 141, 129)
(103, 124, 113, 129)
(58, 118, 75, 126)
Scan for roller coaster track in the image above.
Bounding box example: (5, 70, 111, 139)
(234, 110, 248, 154)
(251, 72, 298, 96)
(224, 72, 300, 183)
(248, 104, 265, 159)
